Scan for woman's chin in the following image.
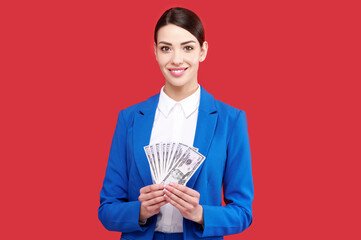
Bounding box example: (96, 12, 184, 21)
(165, 81, 185, 88)
(165, 78, 197, 89)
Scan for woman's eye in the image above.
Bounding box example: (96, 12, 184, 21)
(185, 46, 193, 51)
(160, 46, 170, 51)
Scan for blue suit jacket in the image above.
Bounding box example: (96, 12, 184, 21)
(98, 86, 254, 239)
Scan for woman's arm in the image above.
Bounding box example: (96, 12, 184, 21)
(197, 110, 254, 237)
(98, 111, 155, 232)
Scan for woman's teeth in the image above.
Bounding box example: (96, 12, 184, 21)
(169, 68, 187, 76)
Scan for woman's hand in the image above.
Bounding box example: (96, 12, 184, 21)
(164, 182, 204, 225)
(138, 184, 167, 222)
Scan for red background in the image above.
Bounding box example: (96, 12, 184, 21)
(1, 0, 360, 239)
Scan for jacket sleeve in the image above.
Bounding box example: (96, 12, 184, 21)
(195, 110, 254, 237)
(98, 111, 150, 232)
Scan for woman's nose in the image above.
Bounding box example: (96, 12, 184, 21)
(171, 50, 183, 65)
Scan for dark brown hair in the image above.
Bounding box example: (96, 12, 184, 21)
(154, 7, 205, 47)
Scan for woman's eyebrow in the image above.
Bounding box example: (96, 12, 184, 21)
(158, 40, 196, 46)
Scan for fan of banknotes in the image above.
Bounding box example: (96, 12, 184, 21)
(144, 142, 206, 185)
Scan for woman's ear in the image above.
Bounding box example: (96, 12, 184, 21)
(200, 41, 208, 62)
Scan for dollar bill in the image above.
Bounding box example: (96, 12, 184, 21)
(168, 143, 188, 173)
(149, 145, 159, 182)
(162, 143, 166, 179)
(144, 142, 205, 184)
(143, 146, 156, 183)
(166, 142, 177, 174)
(162, 147, 205, 185)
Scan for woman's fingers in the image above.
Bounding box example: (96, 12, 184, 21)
(169, 183, 200, 198)
(164, 184, 198, 205)
(164, 187, 203, 223)
(139, 184, 168, 221)
(163, 183, 203, 223)
(140, 184, 164, 194)
(164, 192, 187, 212)
(139, 184, 166, 202)
(143, 194, 166, 207)
(138, 189, 164, 202)
(139, 198, 167, 221)
(142, 197, 167, 215)
(138, 183, 203, 223)
(164, 188, 192, 209)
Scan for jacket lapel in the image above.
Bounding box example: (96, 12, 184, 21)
(187, 86, 218, 189)
(133, 86, 218, 188)
(133, 94, 159, 186)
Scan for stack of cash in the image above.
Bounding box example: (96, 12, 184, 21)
(144, 142, 206, 185)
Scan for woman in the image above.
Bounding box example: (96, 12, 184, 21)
(98, 7, 254, 240)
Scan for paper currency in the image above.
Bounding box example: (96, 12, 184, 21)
(162, 147, 205, 185)
(143, 142, 206, 185)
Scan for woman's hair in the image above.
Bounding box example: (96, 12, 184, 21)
(154, 7, 205, 47)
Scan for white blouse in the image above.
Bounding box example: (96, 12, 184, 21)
(149, 85, 200, 233)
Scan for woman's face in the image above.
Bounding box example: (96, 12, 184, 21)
(154, 24, 208, 89)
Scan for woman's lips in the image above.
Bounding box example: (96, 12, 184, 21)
(168, 67, 188, 77)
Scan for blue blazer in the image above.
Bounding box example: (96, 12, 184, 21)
(98, 86, 254, 240)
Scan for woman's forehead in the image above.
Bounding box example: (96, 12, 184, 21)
(157, 24, 198, 44)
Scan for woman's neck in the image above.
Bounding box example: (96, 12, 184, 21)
(163, 82, 199, 102)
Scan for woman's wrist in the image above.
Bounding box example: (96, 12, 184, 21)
(138, 218, 147, 226)
(194, 205, 204, 225)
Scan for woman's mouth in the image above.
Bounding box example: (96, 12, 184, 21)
(168, 67, 188, 77)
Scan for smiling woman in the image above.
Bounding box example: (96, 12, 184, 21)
(154, 23, 208, 100)
(98, 7, 254, 240)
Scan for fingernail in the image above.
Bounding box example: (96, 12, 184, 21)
(169, 182, 174, 186)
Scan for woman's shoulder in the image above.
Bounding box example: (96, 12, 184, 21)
(201, 86, 246, 119)
(117, 93, 159, 123)
(214, 98, 244, 115)
(213, 99, 248, 128)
